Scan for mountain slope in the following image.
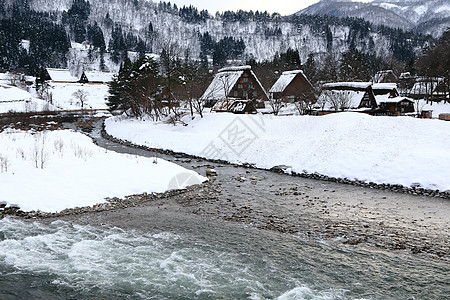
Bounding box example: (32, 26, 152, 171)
(297, 0, 450, 37)
(25, 0, 429, 59)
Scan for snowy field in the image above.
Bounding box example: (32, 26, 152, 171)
(0, 85, 58, 113)
(49, 83, 110, 110)
(0, 129, 206, 212)
(106, 112, 450, 191)
(0, 74, 111, 113)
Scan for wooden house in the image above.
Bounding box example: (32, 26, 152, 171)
(316, 82, 412, 116)
(200, 65, 268, 109)
(439, 113, 450, 121)
(372, 83, 399, 98)
(269, 70, 315, 102)
(372, 83, 414, 115)
(372, 70, 397, 83)
(377, 97, 415, 115)
(45, 68, 79, 83)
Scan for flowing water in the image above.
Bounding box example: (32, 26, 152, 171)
(1, 217, 448, 300)
(0, 121, 448, 299)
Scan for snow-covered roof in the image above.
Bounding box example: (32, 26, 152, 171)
(378, 96, 414, 104)
(316, 90, 364, 110)
(211, 99, 237, 111)
(269, 70, 305, 93)
(399, 72, 411, 79)
(373, 70, 397, 83)
(323, 82, 372, 90)
(46, 68, 79, 83)
(84, 71, 115, 83)
(372, 83, 397, 91)
(201, 65, 268, 101)
(233, 101, 247, 112)
(218, 65, 251, 72)
(212, 99, 255, 113)
(201, 70, 244, 100)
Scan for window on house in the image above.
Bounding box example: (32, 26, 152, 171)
(248, 83, 253, 89)
(234, 91, 238, 97)
(238, 84, 243, 89)
(243, 77, 249, 83)
(243, 91, 248, 98)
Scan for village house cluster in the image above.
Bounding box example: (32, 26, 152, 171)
(200, 66, 449, 119)
(43, 68, 115, 85)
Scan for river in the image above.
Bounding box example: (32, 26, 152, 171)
(0, 120, 448, 299)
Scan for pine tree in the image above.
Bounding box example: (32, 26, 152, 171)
(109, 25, 127, 64)
(107, 56, 162, 118)
(339, 50, 369, 81)
(106, 59, 132, 111)
(67, 0, 91, 43)
(304, 53, 318, 84)
(87, 22, 106, 50)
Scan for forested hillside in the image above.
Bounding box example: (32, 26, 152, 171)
(0, 0, 437, 77)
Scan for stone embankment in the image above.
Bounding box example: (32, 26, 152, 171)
(0, 186, 202, 219)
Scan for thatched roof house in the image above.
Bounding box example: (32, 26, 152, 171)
(269, 70, 315, 102)
(200, 66, 268, 107)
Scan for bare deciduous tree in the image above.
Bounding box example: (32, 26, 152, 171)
(72, 89, 89, 108)
(0, 154, 10, 173)
(414, 99, 426, 117)
(7, 71, 23, 87)
(268, 96, 284, 115)
(201, 71, 236, 112)
(179, 53, 211, 119)
(54, 138, 64, 157)
(293, 99, 316, 115)
(30, 132, 50, 169)
(36, 81, 53, 105)
(324, 91, 353, 111)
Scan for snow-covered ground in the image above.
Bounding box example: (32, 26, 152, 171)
(0, 129, 206, 212)
(0, 82, 111, 114)
(105, 112, 450, 191)
(47, 83, 110, 110)
(0, 84, 58, 113)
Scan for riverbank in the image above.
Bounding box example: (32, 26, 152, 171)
(53, 171, 449, 261)
(54, 121, 449, 261)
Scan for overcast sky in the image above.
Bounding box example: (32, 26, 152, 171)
(165, 0, 372, 16)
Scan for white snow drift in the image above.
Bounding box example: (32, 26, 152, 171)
(105, 112, 450, 191)
(0, 129, 206, 212)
